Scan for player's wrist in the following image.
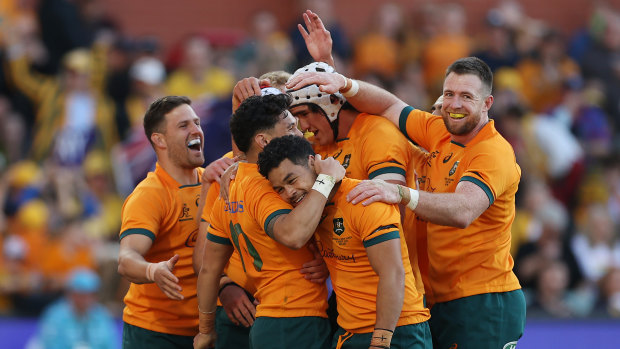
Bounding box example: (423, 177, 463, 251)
(312, 174, 336, 199)
(370, 328, 393, 348)
(198, 310, 216, 334)
(218, 281, 240, 296)
(341, 78, 359, 97)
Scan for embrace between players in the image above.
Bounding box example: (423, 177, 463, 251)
(118, 10, 526, 349)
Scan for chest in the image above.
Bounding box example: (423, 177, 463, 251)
(314, 139, 364, 179)
(422, 144, 469, 194)
(315, 206, 364, 265)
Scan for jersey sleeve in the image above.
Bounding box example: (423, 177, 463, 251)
(245, 176, 293, 239)
(459, 142, 521, 206)
(119, 188, 164, 241)
(361, 117, 411, 181)
(398, 106, 441, 152)
(352, 201, 402, 248)
(206, 197, 232, 245)
(201, 181, 221, 223)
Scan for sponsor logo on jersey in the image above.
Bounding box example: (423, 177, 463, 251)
(185, 228, 198, 247)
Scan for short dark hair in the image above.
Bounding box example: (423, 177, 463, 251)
(446, 57, 493, 95)
(143, 96, 192, 145)
(230, 94, 292, 153)
(258, 135, 315, 178)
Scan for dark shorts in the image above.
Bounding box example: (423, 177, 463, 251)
(429, 289, 526, 349)
(122, 322, 193, 349)
(249, 316, 331, 349)
(215, 305, 251, 349)
(332, 322, 432, 349)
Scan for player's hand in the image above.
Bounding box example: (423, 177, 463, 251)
(347, 179, 401, 206)
(299, 10, 334, 66)
(232, 77, 268, 112)
(219, 162, 240, 202)
(202, 157, 236, 184)
(286, 71, 344, 94)
(153, 254, 184, 300)
(219, 283, 256, 327)
(313, 154, 345, 182)
(193, 332, 216, 349)
(301, 241, 329, 284)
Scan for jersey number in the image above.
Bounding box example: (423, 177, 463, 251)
(229, 221, 263, 272)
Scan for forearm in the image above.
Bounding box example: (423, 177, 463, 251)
(374, 271, 404, 332)
(412, 191, 476, 228)
(343, 80, 405, 126)
(273, 191, 327, 249)
(117, 249, 151, 284)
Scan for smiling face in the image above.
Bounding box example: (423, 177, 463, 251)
(441, 72, 493, 137)
(290, 104, 334, 145)
(160, 104, 205, 169)
(267, 157, 316, 207)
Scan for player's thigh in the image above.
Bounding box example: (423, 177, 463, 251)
(249, 316, 331, 349)
(429, 290, 526, 349)
(215, 306, 251, 349)
(122, 322, 193, 349)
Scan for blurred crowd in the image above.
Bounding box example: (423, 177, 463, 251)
(1, 0, 620, 324)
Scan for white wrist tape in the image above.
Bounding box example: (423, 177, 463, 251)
(312, 174, 336, 199)
(342, 79, 359, 97)
(146, 263, 156, 282)
(338, 73, 348, 90)
(407, 188, 419, 210)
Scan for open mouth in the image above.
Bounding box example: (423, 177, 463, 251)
(187, 138, 202, 151)
(449, 112, 466, 119)
(292, 192, 306, 206)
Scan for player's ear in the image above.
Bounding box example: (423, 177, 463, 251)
(151, 133, 166, 148)
(255, 133, 269, 150)
(308, 155, 315, 168)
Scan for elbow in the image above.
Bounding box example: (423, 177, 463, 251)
(282, 236, 307, 250)
(452, 212, 476, 229)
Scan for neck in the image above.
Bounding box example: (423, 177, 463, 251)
(245, 148, 260, 164)
(157, 155, 198, 186)
(336, 110, 357, 140)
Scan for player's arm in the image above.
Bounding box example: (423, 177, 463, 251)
(347, 180, 490, 229)
(193, 220, 209, 274)
(367, 238, 405, 348)
(286, 71, 406, 128)
(268, 155, 345, 249)
(118, 234, 183, 300)
(194, 238, 233, 349)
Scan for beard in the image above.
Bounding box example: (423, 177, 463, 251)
(442, 114, 480, 136)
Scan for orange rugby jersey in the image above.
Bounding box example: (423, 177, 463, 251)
(207, 162, 328, 318)
(312, 113, 412, 181)
(399, 106, 522, 303)
(200, 152, 254, 296)
(119, 163, 203, 336)
(316, 178, 429, 333)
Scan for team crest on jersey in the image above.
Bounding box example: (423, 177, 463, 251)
(449, 161, 460, 176)
(502, 342, 517, 349)
(333, 218, 345, 236)
(342, 154, 351, 169)
(178, 203, 193, 221)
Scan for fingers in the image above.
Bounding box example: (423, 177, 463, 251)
(224, 308, 240, 326)
(347, 183, 374, 204)
(238, 298, 256, 327)
(298, 23, 309, 41)
(167, 254, 180, 269)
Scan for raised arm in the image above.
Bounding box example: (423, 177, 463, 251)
(298, 10, 335, 68)
(286, 71, 406, 127)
